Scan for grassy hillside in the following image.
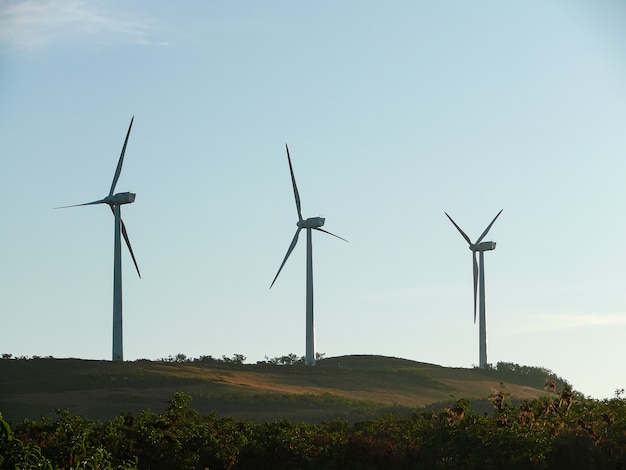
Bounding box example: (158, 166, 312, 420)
(0, 355, 568, 424)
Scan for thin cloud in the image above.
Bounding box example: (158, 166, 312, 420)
(498, 312, 626, 336)
(0, 0, 170, 50)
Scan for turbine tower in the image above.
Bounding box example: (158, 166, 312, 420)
(445, 209, 502, 369)
(57, 117, 141, 362)
(270, 144, 347, 366)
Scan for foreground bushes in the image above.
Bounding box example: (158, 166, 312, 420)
(2, 390, 626, 469)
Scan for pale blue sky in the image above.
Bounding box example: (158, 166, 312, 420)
(1, 0, 626, 399)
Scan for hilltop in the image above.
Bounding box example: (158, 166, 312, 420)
(0, 355, 569, 424)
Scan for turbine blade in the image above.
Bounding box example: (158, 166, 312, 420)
(109, 116, 134, 197)
(121, 218, 141, 278)
(286, 144, 303, 221)
(473, 251, 478, 323)
(109, 206, 141, 278)
(270, 228, 301, 288)
(475, 209, 503, 244)
(54, 199, 108, 209)
(314, 227, 348, 242)
(445, 212, 472, 245)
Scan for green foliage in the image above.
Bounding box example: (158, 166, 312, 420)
(489, 361, 572, 390)
(157, 353, 247, 365)
(263, 353, 305, 365)
(3, 391, 626, 469)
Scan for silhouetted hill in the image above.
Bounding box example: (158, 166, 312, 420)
(0, 355, 569, 424)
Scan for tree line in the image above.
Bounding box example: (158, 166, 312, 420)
(1, 352, 328, 365)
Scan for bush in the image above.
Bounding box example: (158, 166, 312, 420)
(4, 392, 626, 469)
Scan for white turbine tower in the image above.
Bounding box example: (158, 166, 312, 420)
(57, 117, 141, 362)
(270, 144, 347, 366)
(445, 209, 502, 369)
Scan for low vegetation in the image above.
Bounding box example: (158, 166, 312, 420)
(2, 389, 626, 469)
(0, 354, 569, 424)
(3, 354, 621, 468)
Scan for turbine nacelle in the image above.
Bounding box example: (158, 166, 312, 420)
(104, 192, 136, 206)
(297, 217, 325, 229)
(471, 241, 496, 252)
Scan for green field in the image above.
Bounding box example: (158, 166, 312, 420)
(0, 355, 568, 424)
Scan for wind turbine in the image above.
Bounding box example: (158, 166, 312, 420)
(57, 117, 141, 362)
(445, 209, 502, 369)
(270, 144, 347, 366)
